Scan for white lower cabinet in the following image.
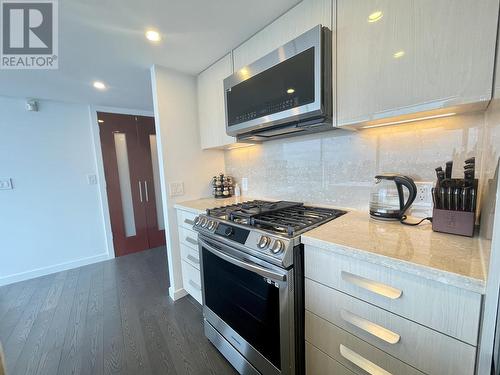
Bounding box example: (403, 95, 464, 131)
(304, 246, 482, 375)
(176, 208, 202, 304)
(306, 342, 355, 375)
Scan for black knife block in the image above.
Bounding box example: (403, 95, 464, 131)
(432, 209, 475, 237)
(431, 178, 477, 237)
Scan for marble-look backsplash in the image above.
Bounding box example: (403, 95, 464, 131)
(225, 110, 500, 210)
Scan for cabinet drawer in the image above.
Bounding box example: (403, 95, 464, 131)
(179, 226, 198, 250)
(306, 342, 355, 375)
(306, 279, 476, 375)
(306, 311, 425, 375)
(177, 209, 198, 230)
(181, 260, 202, 304)
(305, 245, 481, 345)
(180, 243, 200, 270)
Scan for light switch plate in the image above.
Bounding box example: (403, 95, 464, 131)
(0, 178, 13, 190)
(169, 181, 184, 197)
(87, 174, 97, 185)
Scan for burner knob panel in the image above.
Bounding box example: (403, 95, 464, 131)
(257, 236, 271, 249)
(270, 240, 284, 254)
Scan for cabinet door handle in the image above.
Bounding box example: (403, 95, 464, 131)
(187, 254, 199, 264)
(341, 271, 402, 300)
(144, 181, 149, 202)
(189, 280, 201, 291)
(138, 181, 143, 203)
(340, 309, 400, 345)
(339, 345, 393, 375)
(185, 236, 198, 246)
(184, 218, 194, 225)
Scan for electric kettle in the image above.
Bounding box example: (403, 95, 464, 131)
(369, 174, 417, 220)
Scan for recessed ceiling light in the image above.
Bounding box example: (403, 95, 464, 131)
(145, 29, 161, 42)
(368, 11, 383, 23)
(287, 88, 295, 94)
(393, 50, 405, 59)
(93, 81, 106, 90)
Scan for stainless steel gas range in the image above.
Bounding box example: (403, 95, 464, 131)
(192, 200, 346, 375)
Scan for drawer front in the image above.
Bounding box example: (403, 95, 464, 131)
(305, 245, 481, 345)
(306, 311, 425, 375)
(306, 342, 355, 375)
(306, 279, 476, 375)
(181, 260, 202, 304)
(177, 209, 198, 230)
(179, 226, 198, 250)
(180, 243, 200, 270)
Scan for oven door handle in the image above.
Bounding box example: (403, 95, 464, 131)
(199, 238, 286, 282)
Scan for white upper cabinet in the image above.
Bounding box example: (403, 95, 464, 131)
(197, 53, 235, 149)
(494, 19, 500, 99)
(232, 0, 333, 72)
(337, 0, 499, 127)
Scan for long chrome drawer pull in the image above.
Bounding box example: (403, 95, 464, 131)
(189, 280, 201, 291)
(187, 254, 199, 264)
(341, 271, 402, 300)
(340, 345, 393, 375)
(340, 309, 401, 345)
(184, 218, 194, 225)
(185, 236, 198, 246)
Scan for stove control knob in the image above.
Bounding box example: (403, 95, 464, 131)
(207, 220, 216, 230)
(200, 217, 208, 228)
(224, 227, 233, 236)
(257, 236, 271, 249)
(270, 240, 284, 254)
(194, 216, 200, 226)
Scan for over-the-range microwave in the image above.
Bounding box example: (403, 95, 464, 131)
(224, 25, 332, 142)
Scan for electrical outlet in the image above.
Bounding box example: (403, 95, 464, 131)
(241, 177, 249, 192)
(0, 178, 13, 190)
(410, 181, 434, 218)
(169, 181, 184, 197)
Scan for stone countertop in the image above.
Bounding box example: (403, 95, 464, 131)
(174, 196, 257, 214)
(301, 210, 491, 294)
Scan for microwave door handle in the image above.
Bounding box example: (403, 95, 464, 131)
(198, 238, 286, 282)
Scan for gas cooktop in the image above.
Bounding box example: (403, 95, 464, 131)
(206, 200, 346, 237)
(194, 200, 346, 269)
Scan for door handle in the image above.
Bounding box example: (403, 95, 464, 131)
(187, 254, 199, 264)
(138, 181, 143, 202)
(340, 309, 400, 345)
(144, 181, 149, 202)
(198, 237, 286, 282)
(184, 219, 195, 225)
(185, 236, 198, 246)
(341, 271, 402, 300)
(339, 345, 393, 375)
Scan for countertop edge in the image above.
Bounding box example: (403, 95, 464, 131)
(301, 235, 486, 294)
(174, 203, 204, 215)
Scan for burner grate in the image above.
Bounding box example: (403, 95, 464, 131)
(206, 200, 346, 237)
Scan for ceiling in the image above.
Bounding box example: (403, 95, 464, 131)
(0, 0, 300, 110)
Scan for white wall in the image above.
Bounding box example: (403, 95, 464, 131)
(150, 65, 225, 300)
(0, 96, 109, 285)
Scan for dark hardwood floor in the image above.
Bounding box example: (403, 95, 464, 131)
(0, 247, 237, 375)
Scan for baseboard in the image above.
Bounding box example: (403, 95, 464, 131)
(169, 286, 188, 301)
(0, 253, 110, 287)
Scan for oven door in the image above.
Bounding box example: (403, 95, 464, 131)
(198, 235, 293, 375)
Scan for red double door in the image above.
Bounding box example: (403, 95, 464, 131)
(98, 112, 166, 257)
